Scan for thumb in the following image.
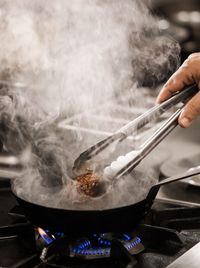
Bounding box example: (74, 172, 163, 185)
(179, 91, 200, 127)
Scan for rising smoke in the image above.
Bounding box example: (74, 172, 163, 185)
(0, 0, 180, 209)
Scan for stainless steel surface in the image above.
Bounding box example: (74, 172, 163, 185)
(0, 167, 22, 178)
(0, 148, 30, 179)
(186, 176, 200, 187)
(167, 242, 200, 268)
(0, 153, 23, 178)
(0, 154, 21, 165)
(156, 196, 200, 207)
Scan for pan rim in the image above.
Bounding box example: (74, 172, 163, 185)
(12, 184, 146, 213)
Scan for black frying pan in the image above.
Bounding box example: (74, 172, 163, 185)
(12, 166, 200, 236)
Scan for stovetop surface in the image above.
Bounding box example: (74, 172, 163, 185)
(1, 178, 200, 268)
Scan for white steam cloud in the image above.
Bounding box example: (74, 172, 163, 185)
(0, 0, 180, 209)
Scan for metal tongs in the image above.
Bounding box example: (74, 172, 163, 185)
(73, 85, 198, 179)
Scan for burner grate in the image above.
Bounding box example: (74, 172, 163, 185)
(37, 228, 144, 261)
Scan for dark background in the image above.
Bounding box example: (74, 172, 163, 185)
(152, 0, 200, 62)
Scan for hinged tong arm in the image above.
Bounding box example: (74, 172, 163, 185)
(73, 85, 199, 176)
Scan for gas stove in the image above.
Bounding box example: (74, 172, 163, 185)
(1, 178, 200, 268)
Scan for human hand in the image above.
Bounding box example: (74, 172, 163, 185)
(156, 53, 200, 128)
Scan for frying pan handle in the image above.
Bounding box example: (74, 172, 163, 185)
(145, 166, 200, 210)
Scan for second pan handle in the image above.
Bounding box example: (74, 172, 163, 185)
(145, 166, 200, 209)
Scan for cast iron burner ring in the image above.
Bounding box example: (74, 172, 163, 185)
(36, 228, 144, 261)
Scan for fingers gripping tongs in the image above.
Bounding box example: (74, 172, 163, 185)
(73, 85, 198, 179)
